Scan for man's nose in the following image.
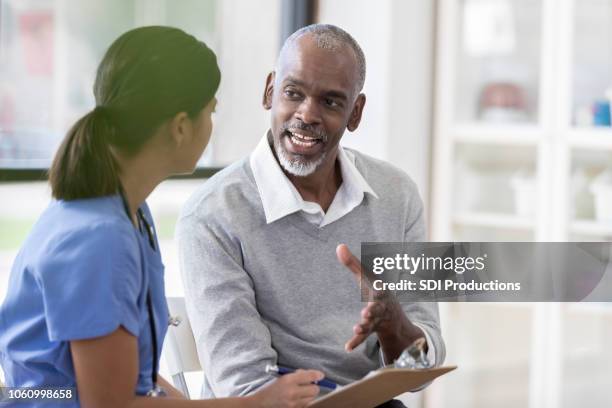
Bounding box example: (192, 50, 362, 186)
(295, 97, 322, 125)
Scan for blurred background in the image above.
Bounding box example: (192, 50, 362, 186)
(0, 0, 611, 407)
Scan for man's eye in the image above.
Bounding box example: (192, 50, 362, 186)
(325, 98, 340, 108)
(284, 90, 300, 99)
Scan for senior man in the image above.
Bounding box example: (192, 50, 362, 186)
(177, 24, 445, 405)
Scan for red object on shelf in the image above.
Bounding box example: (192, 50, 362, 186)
(19, 11, 54, 76)
(479, 82, 526, 110)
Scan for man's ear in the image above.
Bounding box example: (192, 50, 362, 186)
(169, 112, 191, 147)
(347, 94, 366, 132)
(262, 71, 275, 110)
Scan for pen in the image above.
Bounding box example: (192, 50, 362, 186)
(265, 364, 338, 390)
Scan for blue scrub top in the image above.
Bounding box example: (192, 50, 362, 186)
(0, 195, 168, 406)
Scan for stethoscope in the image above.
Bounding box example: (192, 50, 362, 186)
(118, 188, 167, 398)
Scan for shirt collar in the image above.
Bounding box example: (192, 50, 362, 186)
(250, 130, 378, 224)
(337, 146, 379, 201)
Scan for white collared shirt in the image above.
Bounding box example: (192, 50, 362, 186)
(250, 131, 379, 227)
(249, 131, 437, 369)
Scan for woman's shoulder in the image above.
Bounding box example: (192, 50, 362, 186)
(50, 194, 129, 223)
(21, 196, 150, 342)
(25, 195, 138, 262)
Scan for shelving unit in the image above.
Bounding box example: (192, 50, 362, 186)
(566, 128, 612, 150)
(453, 124, 541, 146)
(429, 1, 612, 408)
(569, 219, 612, 237)
(453, 211, 534, 230)
(432, 0, 612, 242)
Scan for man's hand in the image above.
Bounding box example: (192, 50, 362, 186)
(336, 244, 426, 363)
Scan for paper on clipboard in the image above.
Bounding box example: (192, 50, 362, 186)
(307, 366, 457, 408)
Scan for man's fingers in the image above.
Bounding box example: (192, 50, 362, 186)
(371, 301, 388, 316)
(345, 332, 369, 351)
(362, 301, 384, 318)
(357, 312, 383, 332)
(354, 320, 376, 335)
(336, 244, 363, 280)
(338, 245, 391, 353)
(337, 244, 383, 298)
(354, 322, 370, 334)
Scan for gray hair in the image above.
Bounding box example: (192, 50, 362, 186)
(277, 24, 366, 94)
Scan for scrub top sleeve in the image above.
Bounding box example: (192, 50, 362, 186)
(39, 222, 143, 342)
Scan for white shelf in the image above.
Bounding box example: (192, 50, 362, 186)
(569, 219, 612, 236)
(458, 356, 531, 373)
(453, 123, 541, 146)
(453, 212, 535, 230)
(567, 302, 612, 315)
(431, 1, 612, 407)
(567, 128, 612, 150)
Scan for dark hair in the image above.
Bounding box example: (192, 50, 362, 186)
(49, 26, 221, 200)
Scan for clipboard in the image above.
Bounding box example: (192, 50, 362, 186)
(307, 366, 457, 408)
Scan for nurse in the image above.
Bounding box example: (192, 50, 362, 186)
(0, 26, 323, 408)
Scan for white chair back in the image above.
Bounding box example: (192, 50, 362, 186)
(162, 296, 202, 398)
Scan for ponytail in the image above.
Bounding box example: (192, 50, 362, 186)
(49, 106, 119, 200)
(48, 26, 220, 201)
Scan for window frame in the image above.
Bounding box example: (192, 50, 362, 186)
(0, 0, 315, 183)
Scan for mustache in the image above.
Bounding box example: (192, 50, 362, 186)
(281, 121, 328, 142)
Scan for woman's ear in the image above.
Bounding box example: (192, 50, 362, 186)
(169, 112, 192, 147)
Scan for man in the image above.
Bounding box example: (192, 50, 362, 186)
(177, 24, 445, 404)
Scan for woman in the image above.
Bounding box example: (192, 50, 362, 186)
(0, 26, 322, 407)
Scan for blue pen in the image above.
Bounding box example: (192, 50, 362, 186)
(265, 364, 338, 390)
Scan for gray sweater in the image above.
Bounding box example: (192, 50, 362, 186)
(177, 150, 445, 398)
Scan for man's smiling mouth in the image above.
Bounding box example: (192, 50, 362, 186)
(286, 129, 321, 147)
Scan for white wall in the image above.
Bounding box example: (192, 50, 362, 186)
(210, 0, 281, 165)
(317, 0, 436, 219)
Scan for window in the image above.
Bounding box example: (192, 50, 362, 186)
(0, 0, 284, 303)
(0, 0, 281, 169)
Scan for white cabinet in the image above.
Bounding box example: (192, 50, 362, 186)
(432, 0, 612, 243)
(429, 1, 612, 407)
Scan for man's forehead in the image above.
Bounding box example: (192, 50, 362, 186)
(281, 34, 358, 68)
(277, 35, 359, 93)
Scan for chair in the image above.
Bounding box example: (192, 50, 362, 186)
(162, 297, 202, 398)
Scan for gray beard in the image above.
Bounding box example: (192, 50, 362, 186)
(274, 138, 326, 177)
